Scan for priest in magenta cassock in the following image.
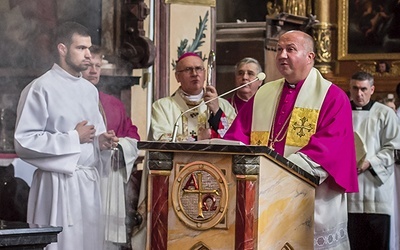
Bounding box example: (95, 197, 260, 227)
(82, 45, 140, 248)
(227, 57, 263, 114)
(223, 30, 359, 250)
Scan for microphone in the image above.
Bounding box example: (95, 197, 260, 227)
(170, 72, 266, 142)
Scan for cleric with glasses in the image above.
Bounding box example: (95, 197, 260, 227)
(149, 52, 236, 142)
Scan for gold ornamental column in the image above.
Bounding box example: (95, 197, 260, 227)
(312, 0, 333, 74)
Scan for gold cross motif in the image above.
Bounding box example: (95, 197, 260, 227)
(292, 117, 312, 137)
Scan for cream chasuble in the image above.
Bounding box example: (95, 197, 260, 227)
(171, 91, 209, 142)
(150, 88, 236, 142)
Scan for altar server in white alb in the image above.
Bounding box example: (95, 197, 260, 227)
(347, 71, 400, 250)
(14, 21, 119, 250)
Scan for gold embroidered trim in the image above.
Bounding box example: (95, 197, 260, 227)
(286, 107, 319, 147)
(250, 131, 270, 146)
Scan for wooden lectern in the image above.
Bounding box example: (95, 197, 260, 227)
(138, 141, 318, 250)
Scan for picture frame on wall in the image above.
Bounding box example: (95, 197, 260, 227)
(338, 0, 400, 60)
(165, 0, 215, 7)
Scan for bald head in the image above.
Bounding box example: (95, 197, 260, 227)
(275, 30, 316, 84)
(281, 30, 315, 54)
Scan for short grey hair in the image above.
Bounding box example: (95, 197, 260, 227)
(351, 71, 374, 86)
(235, 57, 262, 74)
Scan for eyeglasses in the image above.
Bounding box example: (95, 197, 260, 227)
(176, 67, 205, 74)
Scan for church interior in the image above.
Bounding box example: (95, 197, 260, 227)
(0, 0, 400, 248)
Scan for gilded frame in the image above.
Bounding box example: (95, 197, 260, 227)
(165, 0, 215, 7)
(338, 0, 400, 60)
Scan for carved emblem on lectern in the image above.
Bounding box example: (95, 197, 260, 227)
(172, 161, 228, 230)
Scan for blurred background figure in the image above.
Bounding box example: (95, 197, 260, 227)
(82, 45, 141, 250)
(227, 57, 263, 114)
(0, 158, 29, 222)
(391, 82, 400, 250)
(348, 71, 400, 250)
(379, 93, 396, 112)
(396, 83, 400, 119)
(376, 61, 390, 74)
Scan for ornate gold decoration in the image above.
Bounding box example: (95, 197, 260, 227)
(172, 161, 228, 230)
(165, 0, 215, 7)
(286, 107, 318, 147)
(338, 0, 400, 60)
(285, 0, 307, 16)
(313, 23, 332, 63)
(250, 131, 270, 146)
(269, 0, 312, 17)
(357, 61, 400, 77)
(312, 22, 333, 74)
(266, 2, 281, 16)
(292, 117, 312, 137)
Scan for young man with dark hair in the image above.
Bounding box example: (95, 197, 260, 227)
(14, 21, 119, 249)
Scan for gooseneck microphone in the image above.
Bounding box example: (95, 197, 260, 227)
(170, 72, 266, 142)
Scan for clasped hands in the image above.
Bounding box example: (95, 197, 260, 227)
(99, 130, 119, 151)
(75, 120, 119, 150)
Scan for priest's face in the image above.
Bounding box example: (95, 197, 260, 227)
(175, 56, 205, 95)
(82, 53, 102, 85)
(275, 31, 315, 84)
(350, 79, 375, 107)
(63, 34, 92, 76)
(235, 62, 262, 100)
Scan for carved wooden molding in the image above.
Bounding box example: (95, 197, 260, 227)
(119, 0, 156, 70)
(165, 0, 215, 7)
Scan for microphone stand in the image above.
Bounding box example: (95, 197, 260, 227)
(170, 72, 266, 142)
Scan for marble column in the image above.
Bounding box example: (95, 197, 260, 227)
(148, 151, 173, 250)
(233, 155, 259, 249)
